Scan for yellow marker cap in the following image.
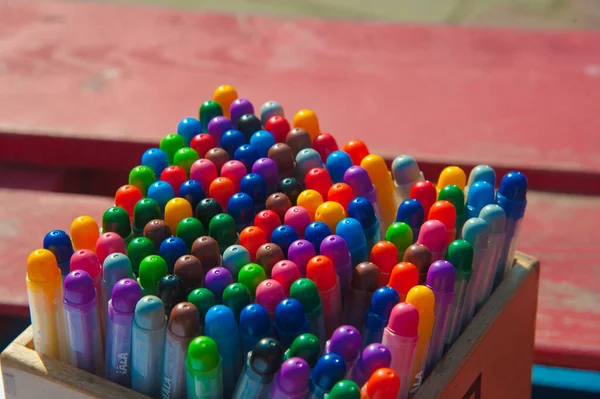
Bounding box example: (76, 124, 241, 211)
(213, 85, 238, 119)
(315, 201, 347, 233)
(406, 285, 435, 317)
(437, 166, 467, 191)
(293, 109, 320, 142)
(27, 249, 60, 283)
(406, 284, 436, 383)
(70, 216, 100, 253)
(164, 198, 193, 233)
(296, 189, 324, 222)
(361, 154, 396, 228)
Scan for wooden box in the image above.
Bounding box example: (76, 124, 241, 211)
(1, 252, 539, 399)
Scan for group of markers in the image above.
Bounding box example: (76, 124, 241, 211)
(27, 84, 528, 399)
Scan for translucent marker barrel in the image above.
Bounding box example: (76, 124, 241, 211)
(444, 240, 473, 350)
(186, 336, 223, 399)
(233, 338, 283, 399)
(478, 205, 506, 307)
(290, 279, 327, 346)
(306, 256, 341, 337)
(341, 262, 380, 331)
(270, 357, 311, 399)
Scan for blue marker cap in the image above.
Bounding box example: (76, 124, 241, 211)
(348, 197, 379, 231)
(227, 193, 255, 231)
(240, 303, 272, 340)
(250, 131, 276, 159)
(222, 245, 251, 281)
(391, 155, 422, 186)
(395, 199, 424, 231)
(142, 148, 169, 178)
(304, 222, 332, 255)
(179, 180, 205, 210)
(310, 353, 347, 392)
(479, 204, 506, 234)
(326, 151, 353, 184)
(205, 304, 238, 337)
(335, 218, 368, 265)
(466, 181, 495, 219)
(43, 230, 74, 276)
(364, 286, 400, 331)
(103, 253, 134, 287)
(234, 144, 260, 172)
(147, 181, 175, 214)
(159, 237, 189, 274)
(296, 149, 324, 184)
(274, 298, 310, 348)
(221, 129, 248, 158)
(133, 295, 166, 330)
(462, 218, 491, 249)
(260, 101, 284, 124)
(271, 225, 299, 257)
(467, 165, 496, 189)
(497, 171, 528, 219)
(240, 173, 267, 211)
(177, 117, 203, 146)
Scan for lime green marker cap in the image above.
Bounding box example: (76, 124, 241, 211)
(173, 147, 199, 177)
(238, 263, 267, 299)
(290, 278, 322, 316)
(160, 133, 186, 165)
(138, 255, 168, 296)
(129, 165, 155, 197)
(102, 206, 132, 241)
(199, 100, 223, 132)
(209, 213, 239, 253)
(188, 288, 216, 333)
(385, 222, 414, 261)
(222, 283, 251, 322)
(177, 217, 205, 250)
(326, 380, 361, 399)
(127, 237, 155, 275)
(283, 333, 321, 368)
(446, 239, 474, 280)
(187, 336, 220, 372)
(133, 198, 162, 236)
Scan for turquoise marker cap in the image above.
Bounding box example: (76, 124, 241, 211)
(222, 245, 251, 281)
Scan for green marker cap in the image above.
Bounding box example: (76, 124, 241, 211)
(196, 198, 224, 232)
(199, 100, 223, 132)
(209, 213, 238, 253)
(127, 237, 156, 275)
(385, 222, 413, 260)
(327, 380, 361, 399)
(102, 206, 132, 241)
(138, 255, 169, 296)
(133, 198, 162, 235)
(222, 283, 251, 322)
(238, 263, 267, 299)
(446, 239, 474, 280)
(186, 336, 221, 373)
(128, 165, 155, 197)
(173, 147, 199, 176)
(176, 217, 205, 250)
(439, 184, 465, 215)
(283, 333, 321, 368)
(160, 133, 186, 165)
(188, 288, 216, 326)
(289, 278, 322, 315)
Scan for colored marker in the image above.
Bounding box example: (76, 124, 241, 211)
(341, 262, 380, 330)
(173, 147, 199, 177)
(256, 243, 285, 276)
(159, 236, 188, 274)
(360, 368, 400, 399)
(306, 168, 333, 201)
(444, 240, 473, 349)
(207, 116, 233, 146)
(240, 173, 268, 212)
(438, 184, 466, 236)
(239, 303, 272, 359)
(293, 109, 320, 142)
(288, 239, 317, 276)
(315, 202, 346, 235)
(230, 98, 254, 127)
(157, 274, 187, 319)
(325, 325, 361, 376)
(164, 198, 192, 235)
(114, 185, 143, 219)
(143, 219, 172, 252)
(209, 177, 236, 212)
(268, 143, 296, 178)
(176, 217, 205, 251)
(232, 338, 283, 398)
(296, 149, 324, 184)
(387, 262, 419, 302)
(252, 157, 280, 194)
(254, 210, 281, 241)
(142, 148, 169, 180)
(219, 128, 246, 155)
(391, 155, 424, 204)
(369, 241, 399, 287)
(237, 114, 263, 142)
(343, 166, 382, 227)
(190, 159, 218, 191)
(409, 180, 437, 218)
(102, 253, 134, 337)
(265, 115, 290, 143)
(223, 245, 251, 281)
(206, 147, 231, 172)
(174, 254, 203, 292)
(105, 278, 141, 386)
(239, 226, 268, 262)
(326, 151, 353, 184)
(313, 133, 338, 163)
(402, 243, 432, 285)
(286, 128, 312, 155)
(137, 255, 168, 296)
(199, 100, 223, 132)
(238, 263, 267, 299)
(429, 200, 457, 246)
(361, 154, 396, 229)
(196, 198, 224, 232)
(307, 255, 341, 337)
(161, 166, 187, 196)
(336, 218, 368, 266)
(70, 249, 105, 336)
(131, 296, 166, 398)
(102, 206, 132, 243)
(234, 144, 260, 171)
(127, 238, 155, 277)
(70, 216, 100, 253)
(307, 353, 346, 399)
(395, 199, 424, 242)
(342, 140, 369, 166)
(129, 165, 156, 197)
(466, 165, 496, 197)
(160, 133, 186, 165)
(191, 236, 222, 271)
(132, 199, 161, 238)
(327, 380, 360, 399)
(190, 133, 216, 158)
(97, 232, 126, 266)
(205, 267, 234, 302)
(305, 222, 331, 256)
(290, 278, 327, 345)
(405, 285, 435, 393)
(466, 181, 495, 220)
(270, 357, 311, 399)
(327, 183, 354, 212)
(187, 288, 216, 334)
(209, 213, 239, 253)
(255, 279, 286, 319)
(43, 230, 74, 278)
(266, 193, 293, 222)
(271, 260, 300, 295)
(223, 282, 252, 324)
(320, 235, 352, 301)
(213, 84, 238, 119)
(480, 205, 508, 290)
(63, 270, 103, 375)
(186, 336, 223, 399)
(436, 166, 467, 192)
(417, 220, 448, 262)
(260, 100, 284, 124)
(297, 189, 324, 222)
(362, 286, 399, 348)
(274, 298, 310, 350)
(179, 180, 206, 211)
(177, 117, 202, 146)
(284, 334, 322, 368)
(284, 206, 311, 239)
(348, 197, 380, 250)
(349, 344, 392, 388)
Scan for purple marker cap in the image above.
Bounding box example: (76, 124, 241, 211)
(252, 158, 279, 189)
(319, 235, 351, 269)
(207, 116, 233, 145)
(284, 207, 311, 239)
(328, 325, 361, 363)
(426, 260, 456, 293)
(417, 220, 447, 252)
(230, 98, 254, 126)
(64, 270, 96, 305)
(111, 278, 142, 314)
(204, 267, 233, 301)
(273, 357, 310, 396)
(343, 166, 376, 199)
(287, 239, 316, 276)
(361, 343, 392, 375)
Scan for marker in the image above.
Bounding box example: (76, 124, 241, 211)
(327, 183, 354, 212)
(266, 193, 293, 222)
(164, 198, 192, 235)
(70, 216, 100, 253)
(466, 181, 495, 220)
(444, 240, 473, 349)
(286, 128, 312, 155)
(105, 278, 141, 386)
(239, 304, 272, 358)
(239, 226, 268, 262)
(209, 213, 239, 253)
(296, 149, 324, 185)
(274, 298, 310, 350)
(347, 197, 380, 250)
(179, 180, 206, 211)
(133, 199, 162, 237)
(438, 184, 466, 235)
(290, 278, 327, 345)
(480, 205, 508, 290)
(327, 380, 360, 399)
(173, 147, 199, 177)
(284, 206, 311, 239)
(288, 239, 316, 276)
(208, 117, 235, 148)
(409, 180, 437, 219)
(466, 165, 496, 197)
(196, 197, 224, 232)
(162, 302, 200, 398)
(137, 255, 168, 296)
(256, 243, 285, 276)
(256, 279, 286, 319)
(496, 171, 527, 282)
(402, 244, 432, 285)
(147, 181, 175, 216)
(268, 143, 296, 178)
(320, 235, 352, 301)
(238, 263, 267, 299)
(128, 165, 155, 197)
(361, 154, 396, 230)
(429, 200, 457, 246)
(176, 217, 205, 251)
(265, 115, 291, 143)
(205, 147, 230, 172)
(270, 357, 311, 399)
(177, 117, 202, 146)
(325, 325, 361, 376)
(223, 283, 252, 323)
(336, 218, 368, 266)
(260, 100, 284, 124)
(284, 334, 321, 368)
(369, 241, 399, 287)
(187, 288, 216, 334)
(63, 270, 103, 375)
(142, 148, 169, 180)
(313, 133, 338, 163)
(307, 255, 341, 337)
(342, 140, 369, 166)
(362, 286, 399, 348)
(293, 109, 320, 142)
(315, 202, 346, 235)
(230, 98, 254, 127)
(341, 262, 379, 330)
(205, 267, 234, 302)
(143, 220, 172, 252)
(190, 159, 218, 191)
(271, 261, 300, 295)
(382, 303, 419, 399)
(417, 220, 447, 262)
(307, 353, 346, 399)
(161, 166, 187, 196)
(237, 114, 263, 141)
(190, 133, 216, 158)
(349, 344, 392, 387)
(436, 166, 467, 192)
(102, 206, 132, 244)
(252, 157, 280, 194)
(326, 151, 353, 184)
(233, 338, 283, 399)
(102, 253, 134, 337)
(254, 210, 281, 241)
(199, 100, 223, 132)
(391, 155, 424, 204)
(223, 245, 251, 281)
(297, 189, 324, 222)
(191, 236, 222, 271)
(209, 177, 237, 212)
(387, 262, 419, 301)
(115, 185, 143, 219)
(343, 166, 383, 228)
(360, 368, 400, 399)
(127, 237, 155, 275)
(304, 222, 331, 256)
(158, 236, 188, 273)
(43, 230, 74, 278)
(131, 296, 166, 398)
(234, 144, 260, 171)
(186, 336, 223, 399)
(395, 199, 424, 242)
(405, 285, 435, 393)
(174, 254, 203, 292)
(240, 173, 268, 212)
(70, 249, 105, 335)
(213, 84, 238, 119)
(157, 274, 187, 319)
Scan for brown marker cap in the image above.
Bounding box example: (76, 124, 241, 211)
(168, 302, 200, 338)
(266, 193, 292, 222)
(351, 262, 380, 292)
(205, 147, 230, 172)
(286, 128, 312, 156)
(174, 255, 204, 291)
(268, 143, 296, 178)
(191, 236, 222, 272)
(402, 244, 432, 284)
(144, 219, 172, 251)
(256, 243, 284, 276)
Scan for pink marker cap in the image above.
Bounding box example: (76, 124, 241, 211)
(190, 159, 218, 190)
(221, 160, 247, 191)
(70, 249, 102, 279)
(284, 206, 312, 239)
(387, 302, 419, 337)
(416, 220, 447, 252)
(255, 279, 287, 316)
(96, 232, 126, 264)
(271, 260, 301, 295)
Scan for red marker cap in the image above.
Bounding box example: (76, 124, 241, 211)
(363, 368, 400, 399)
(114, 185, 143, 218)
(190, 159, 218, 190)
(305, 168, 333, 201)
(387, 302, 419, 337)
(369, 241, 399, 286)
(271, 260, 300, 295)
(428, 200, 457, 247)
(327, 183, 354, 212)
(190, 133, 216, 158)
(387, 262, 419, 301)
(313, 133, 339, 162)
(161, 166, 187, 196)
(254, 210, 281, 240)
(221, 160, 247, 192)
(239, 226, 268, 262)
(343, 140, 370, 165)
(306, 255, 337, 291)
(409, 180, 437, 217)
(209, 177, 236, 212)
(265, 115, 291, 143)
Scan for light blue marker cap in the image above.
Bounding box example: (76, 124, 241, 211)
(462, 218, 491, 249)
(223, 245, 251, 280)
(142, 148, 169, 179)
(391, 155, 422, 186)
(177, 117, 203, 146)
(133, 295, 166, 330)
(467, 165, 496, 189)
(147, 181, 175, 214)
(479, 205, 506, 234)
(296, 149, 324, 184)
(103, 253, 134, 287)
(335, 218, 368, 266)
(466, 181, 495, 220)
(260, 101, 285, 124)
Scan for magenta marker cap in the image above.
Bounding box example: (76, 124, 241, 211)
(387, 303, 419, 337)
(255, 279, 287, 316)
(343, 166, 376, 198)
(204, 267, 233, 301)
(273, 357, 310, 397)
(319, 235, 351, 271)
(287, 239, 316, 276)
(426, 260, 456, 294)
(284, 207, 311, 239)
(417, 220, 447, 253)
(111, 278, 142, 314)
(328, 325, 361, 363)
(64, 270, 96, 306)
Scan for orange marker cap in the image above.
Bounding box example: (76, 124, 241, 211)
(327, 183, 354, 212)
(70, 216, 100, 252)
(296, 189, 323, 222)
(239, 226, 268, 262)
(306, 255, 337, 291)
(114, 185, 143, 218)
(388, 262, 419, 301)
(362, 368, 400, 399)
(428, 200, 457, 246)
(208, 177, 236, 212)
(343, 140, 370, 165)
(369, 241, 399, 286)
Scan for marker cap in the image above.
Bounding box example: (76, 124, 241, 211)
(205, 147, 230, 172)
(328, 325, 361, 363)
(426, 260, 456, 293)
(190, 159, 218, 193)
(27, 249, 60, 283)
(405, 285, 435, 317)
(260, 101, 284, 125)
(102, 206, 131, 241)
(160, 166, 187, 196)
(363, 368, 400, 399)
(222, 283, 251, 321)
(395, 199, 424, 228)
(174, 254, 204, 291)
(343, 166, 375, 199)
(191, 236, 222, 271)
(213, 85, 238, 120)
(195, 198, 223, 232)
(360, 154, 392, 184)
(254, 210, 281, 240)
(417, 220, 447, 253)
(479, 205, 506, 234)
(428, 201, 456, 229)
(256, 243, 285, 276)
(498, 171, 528, 201)
(143, 220, 172, 252)
(179, 180, 206, 211)
(103, 253, 134, 288)
(312, 133, 338, 163)
(142, 148, 169, 179)
(315, 202, 346, 234)
(207, 116, 232, 146)
(290, 278, 322, 314)
(114, 185, 143, 218)
(64, 270, 95, 305)
(388, 263, 419, 299)
(402, 244, 432, 280)
(234, 144, 260, 171)
(173, 147, 199, 176)
(342, 140, 370, 166)
(138, 255, 168, 294)
(147, 181, 175, 213)
(266, 193, 293, 222)
(304, 222, 331, 255)
(271, 260, 300, 294)
(306, 255, 337, 291)
(240, 173, 268, 209)
(111, 278, 142, 314)
(288, 239, 317, 276)
(386, 302, 419, 337)
(239, 226, 268, 262)
(221, 161, 247, 192)
(157, 274, 187, 311)
(43, 230, 74, 276)
(133, 199, 161, 233)
(271, 225, 299, 257)
(320, 235, 351, 272)
(437, 166, 467, 191)
(461, 218, 491, 249)
(128, 165, 155, 197)
(445, 240, 473, 277)
(168, 302, 199, 337)
(70, 216, 100, 252)
(311, 353, 346, 391)
(326, 151, 353, 184)
(466, 181, 495, 217)
(208, 213, 239, 251)
(239, 303, 271, 338)
(284, 334, 321, 368)
(133, 295, 166, 330)
(274, 357, 311, 395)
(252, 158, 279, 194)
(351, 262, 380, 292)
(164, 198, 193, 233)
(238, 263, 267, 297)
(159, 133, 186, 165)
(249, 338, 284, 375)
(348, 197, 378, 231)
(336, 218, 368, 256)
(70, 249, 101, 279)
(286, 128, 312, 155)
(368, 286, 400, 321)
(467, 165, 496, 188)
(327, 183, 354, 211)
(437, 185, 465, 215)
(296, 149, 324, 184)
(297, 190, 324, 222)
(328, 380, 361, 399)
(190, 133, 216, 158)
(284, 206, 311, 238)
(187, 336, 220, 372)
(237, 114, 262, 142)
(158, 236, 188, 273)
(268, 143, 296, 178)
(176, 217, 205, 250)
(391, 155, 422, 186)
(255, 279, 286, 316)
(199, 100, 223, 132)
(360, 344, 393, 378)
(177, 117, 202, 146)
(274, 298, 309, 333)
(369, 241, 399, 280)
(188, 288, 216, 322)
(292, 109, 320, 141)
(222, 245, 251, 280)
(265, 115, 290, 143)
(209, 177, 236, 212)
(230, 98, 254, 127)
(204, 267, 233, 301)
(409, 180, 437, 217)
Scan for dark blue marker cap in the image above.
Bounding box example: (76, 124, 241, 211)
(310, 353, 347, 392)
(304, 222, 332, 255)
(466, 181, 495, 219)
(177, 117, 203, 146)
(159, 237, 189, 274)
(179, 180, 205, 210)
(240, 303, 272, 339)
(43, 230, 74, 276)
(270, 225, 299, 257)
(237, 114, 263, 141)
(195, 198, 223, 231)
(348, 197, 378, 230)
(336, 218, 368, 266)
(147, 181, 175, 214)
(364, 286, 400, 332)
(250, 131, 276, 159)
(497, 171, 528, 219)
(234, 144, 260, 171)
(326, 151, 353, 184)
(221, 129, 248, 158)
(227, 193, 255, 232)
(157, 274, 187, 317)
(240, 173, 267, 211)
(142, 148, 169, 178)
(279, 177, 303, 205)
(274, 298, 309, 349)
(395, 199, 424, 229)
